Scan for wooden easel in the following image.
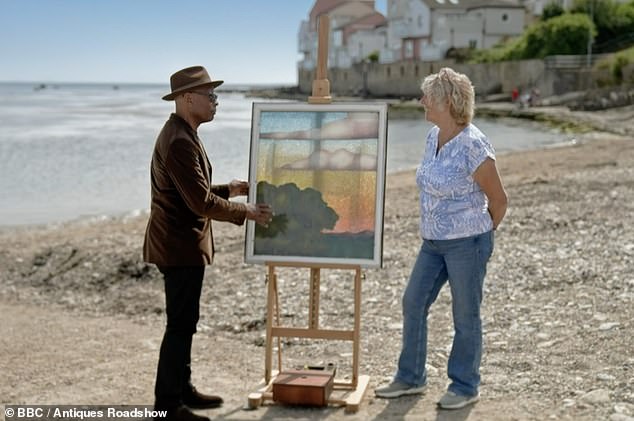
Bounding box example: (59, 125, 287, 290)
(308, 15, 332, 105)
(246, 262, 369, 412)
(246, 15, 370, 413)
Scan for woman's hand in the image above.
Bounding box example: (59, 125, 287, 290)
(474, 158, 508, 230)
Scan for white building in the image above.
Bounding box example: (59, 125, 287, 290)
(382, 0, 430, 62)
(298, 0, 382, 70)
(299, 0, 527, 69)
(332, 11, 388, 67)
(384, 0, 526, 62)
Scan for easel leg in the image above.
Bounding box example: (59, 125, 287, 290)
(274, 270, 282, 372)
(352, 267, 361, 387)
(265, 265, 275, 383)
(309, 268, 320, 329)
(254, 264, 370, 412)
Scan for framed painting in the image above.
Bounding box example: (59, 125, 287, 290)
(244, 102, 388, 268)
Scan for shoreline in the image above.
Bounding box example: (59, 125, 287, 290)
(0, 135, 625, 234)
(1, 104, 630, 232)
(0, 129, 627, 238)
(248, 85, 634, 136)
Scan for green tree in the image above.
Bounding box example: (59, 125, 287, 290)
(523, 13, 595, 58)
(571, 0, 634, 49)
(470, 37, 526, 63)
(367, 51, 380, 63)
(595, 46, 634, 85)
(469, 0, 633, 63)
(542, 1, 565, 20)
(471, 13, 595, 62)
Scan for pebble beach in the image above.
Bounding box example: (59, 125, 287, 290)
(0, 106, 633, 420)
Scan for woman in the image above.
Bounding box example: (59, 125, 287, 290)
(375, 67, 508, 409)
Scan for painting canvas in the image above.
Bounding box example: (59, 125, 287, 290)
(244, 102, 388, 268)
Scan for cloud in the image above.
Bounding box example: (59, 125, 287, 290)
(281, 148, 377, 171)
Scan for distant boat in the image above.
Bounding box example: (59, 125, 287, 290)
(33, 83, 46, 91)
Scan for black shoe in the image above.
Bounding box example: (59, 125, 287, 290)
(156, 405, 210, 421)
(182, 386, 224, 409)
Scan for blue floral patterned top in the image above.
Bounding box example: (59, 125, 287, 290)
(415, 123, 495, 240)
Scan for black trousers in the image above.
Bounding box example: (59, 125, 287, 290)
(154, 266, 205, 410)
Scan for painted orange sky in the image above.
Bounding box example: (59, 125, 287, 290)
(255, 124, 380, 234)
(323, 182, 376, 233)
(257, 155, 377, 234)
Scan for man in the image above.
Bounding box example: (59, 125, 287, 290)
(143, 65, 272, 421)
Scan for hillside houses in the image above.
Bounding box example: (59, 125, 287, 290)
(298, 0, 527, 69)
(297, 0, 632, 98)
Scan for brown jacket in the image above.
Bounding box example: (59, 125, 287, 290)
(143, 113, 247, 267)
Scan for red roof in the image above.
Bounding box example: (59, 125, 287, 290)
(309, 0, 375, 24)
(310, 0, 347, 23)
(341, 12, 387, 43)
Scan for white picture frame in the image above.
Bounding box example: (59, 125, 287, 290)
(244, 102, 388, 268)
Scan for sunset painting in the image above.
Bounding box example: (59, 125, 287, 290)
(244, 102, 388, 268)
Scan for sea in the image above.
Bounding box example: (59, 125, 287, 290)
(0, 82, 573, 227)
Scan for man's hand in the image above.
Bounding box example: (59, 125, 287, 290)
(228, 179, 249, 197)
(245, 203, 273, 226)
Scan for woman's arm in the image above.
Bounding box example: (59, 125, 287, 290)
(473, 158, 508, 229)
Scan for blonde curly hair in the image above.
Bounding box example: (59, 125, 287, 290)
(420, 67, 475, 125)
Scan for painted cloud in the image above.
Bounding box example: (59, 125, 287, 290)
(281, 148, 377, 171)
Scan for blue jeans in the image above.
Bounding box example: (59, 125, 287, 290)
(395, 230, 494, 396)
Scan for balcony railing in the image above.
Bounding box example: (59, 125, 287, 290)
(544, 54, 611, 69)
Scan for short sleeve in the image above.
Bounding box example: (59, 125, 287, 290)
(466, 136, 495, 174)
(422, 127, 437, 161)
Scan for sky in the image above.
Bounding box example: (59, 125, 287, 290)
(0, 0, 387, 86)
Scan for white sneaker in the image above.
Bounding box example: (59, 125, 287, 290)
(374, 381, 425, 398)
(438, 390, 480, 409)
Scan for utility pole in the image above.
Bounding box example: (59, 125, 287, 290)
(586, 0, 594, 68)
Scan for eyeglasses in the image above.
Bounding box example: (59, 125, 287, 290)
(191, 91, 218, 103)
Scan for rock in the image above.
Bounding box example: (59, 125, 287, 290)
(537, 339, 558, 348)
(614, 402, 634, 416)
(581, 389, 611, 405)
(425, 364, 439, 376)
(594, 313, 608, 322)
(610, 414, 634, 421)
(599, 322, 620, 331)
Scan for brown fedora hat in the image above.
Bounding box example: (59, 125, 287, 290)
(162, 66, 224, 101)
